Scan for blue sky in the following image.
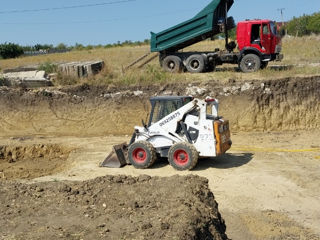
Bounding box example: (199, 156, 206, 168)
(0, 0, 319, 46)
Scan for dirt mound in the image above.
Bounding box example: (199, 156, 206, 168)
(0, 76, 319, 136)
(0, 175, 229, 240)
(0, 144, 72, 180)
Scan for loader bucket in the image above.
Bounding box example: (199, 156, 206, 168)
(100, 143, 128, 168)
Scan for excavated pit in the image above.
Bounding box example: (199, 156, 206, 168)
(0, 75, 319, 181)
(0, 144, 72, 180)
(0, 76, 319, 240)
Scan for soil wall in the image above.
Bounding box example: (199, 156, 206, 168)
(0, 76, 319, 137)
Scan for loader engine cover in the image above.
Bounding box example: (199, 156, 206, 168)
(214, 120, 232, 155)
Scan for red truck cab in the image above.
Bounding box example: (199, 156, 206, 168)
(237, 20, 283, 70)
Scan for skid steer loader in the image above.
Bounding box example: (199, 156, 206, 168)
(100, 96, 232, 171)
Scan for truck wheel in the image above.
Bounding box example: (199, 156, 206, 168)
(128, 141, 157, 169)
(162, 55, 182, 73)
(239, 54, 261, 73)
(186, 54, 205, 73)
(168, 143, 199, 171)
(261, 61, 268, 69)
(206, 62, 216, 72)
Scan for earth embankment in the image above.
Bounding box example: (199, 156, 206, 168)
(0, 76, 319, 137)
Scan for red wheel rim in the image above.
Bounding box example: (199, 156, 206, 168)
(132, 148, 147, 163)
(173, 149, 189, 166)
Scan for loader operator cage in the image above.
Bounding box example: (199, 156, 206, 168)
(148, 96, 193, 126)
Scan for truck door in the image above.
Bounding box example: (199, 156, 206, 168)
(261, 23, 272, 54)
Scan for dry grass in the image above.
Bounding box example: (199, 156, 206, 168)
(281, 35, 320, 65)
(0, 36, 319, 86)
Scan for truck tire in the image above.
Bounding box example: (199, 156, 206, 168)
(186, 54, 205, 73)
(168, 142, 199, 171)
(128, 141, 157, 169)
(162, 55, 183, 73)
(239, 54, 261, 73)
(206, 62, 216, 72)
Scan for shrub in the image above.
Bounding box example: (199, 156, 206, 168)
(38, 62, 58, 74)
(0, 42, 24, 59)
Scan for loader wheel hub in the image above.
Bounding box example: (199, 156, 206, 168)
(132, 148, 147, 163)
(173, 150, 189, 166)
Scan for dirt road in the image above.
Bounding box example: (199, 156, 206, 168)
(1, 130, 319, 239)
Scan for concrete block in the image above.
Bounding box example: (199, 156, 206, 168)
(58, 61, 104, 78)
(1, 70, 53, 88)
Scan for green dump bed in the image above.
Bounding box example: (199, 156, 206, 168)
(151, 0, 234, 53)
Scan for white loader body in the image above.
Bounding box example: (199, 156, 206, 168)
(134, 98, 224, 158)
(101, 96, 231, 171)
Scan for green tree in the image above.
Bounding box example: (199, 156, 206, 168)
(287, 15, 311, 36)
(307, 12, 320, 34)
(56, 43, 68, 51)
(0, 42, 24, 59)
(34, 44, 53, 51)
(73, 43, 85, 51)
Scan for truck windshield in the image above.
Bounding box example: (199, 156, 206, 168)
(269, 22, 277, 35)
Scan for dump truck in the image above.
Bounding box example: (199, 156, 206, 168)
(101, 96, 232, 171)
(150, 0, 283, 73)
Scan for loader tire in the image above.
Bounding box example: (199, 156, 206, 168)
(128, 141, 157, 169)
(168, 143, 199, 171)
(186, 54, 205, 73)
(239, 54, 261, 73)
(162, 55, 183, 73)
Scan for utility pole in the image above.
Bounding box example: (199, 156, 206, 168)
(277, 8, 285, 26)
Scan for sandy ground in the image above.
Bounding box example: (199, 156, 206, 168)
(1, 130, 319, 240)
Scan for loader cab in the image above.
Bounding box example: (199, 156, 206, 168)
(148, 96, 193, 126)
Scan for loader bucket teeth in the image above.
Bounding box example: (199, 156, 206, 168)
(100, 143, 129, 168)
